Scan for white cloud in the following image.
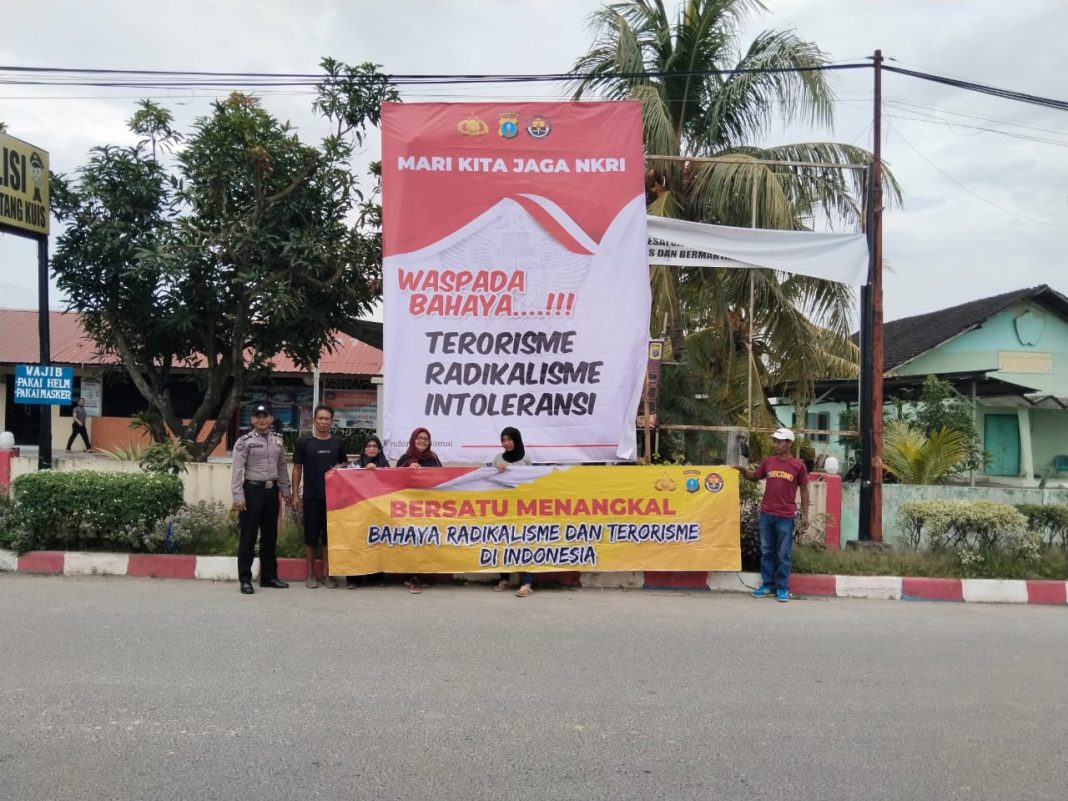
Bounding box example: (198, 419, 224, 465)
(1, 0, 1065, 321)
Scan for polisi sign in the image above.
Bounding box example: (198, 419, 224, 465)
(0, 132, 49, 236)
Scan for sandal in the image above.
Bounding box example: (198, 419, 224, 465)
(515, 584, 533, 598)
(493, 579, 510, 592)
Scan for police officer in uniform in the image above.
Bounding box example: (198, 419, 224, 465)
(231, 403, 292, 595)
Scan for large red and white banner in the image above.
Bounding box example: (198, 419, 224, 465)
(381, 101, 649, 464)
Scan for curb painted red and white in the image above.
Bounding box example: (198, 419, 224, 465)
(2, 549, 1065, 605)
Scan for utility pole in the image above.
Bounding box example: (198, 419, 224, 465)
(862, 48, 888, 540)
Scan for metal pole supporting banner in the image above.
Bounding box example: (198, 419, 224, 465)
(37, 235, 52, 470)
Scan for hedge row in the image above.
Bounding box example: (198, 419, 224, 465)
(0, 470, 183, 554)
(896, 499, 1068, 553)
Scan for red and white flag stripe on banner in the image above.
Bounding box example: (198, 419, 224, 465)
(381, 102, 649, 464)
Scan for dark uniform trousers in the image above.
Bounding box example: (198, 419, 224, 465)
(238, 481, 280, 584)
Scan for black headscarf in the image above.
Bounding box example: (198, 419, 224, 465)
(357, 436, 390, 468)
(500, 426, 526, 463)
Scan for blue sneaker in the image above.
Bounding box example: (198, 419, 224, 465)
(751, 584, 773, 598)
(776, 587, 790, 603)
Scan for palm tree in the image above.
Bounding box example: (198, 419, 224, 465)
(571, 0, 898, 422)
(883, 419, 970, 485)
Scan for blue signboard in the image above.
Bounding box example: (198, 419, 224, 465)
(14, 364, 73, 405)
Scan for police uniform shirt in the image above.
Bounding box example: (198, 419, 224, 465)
(231, 430, 292, 503)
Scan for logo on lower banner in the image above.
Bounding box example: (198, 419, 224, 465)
(526, 115, 551, 139)
(498, 112, 519, 139)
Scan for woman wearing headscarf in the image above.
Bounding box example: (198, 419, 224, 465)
(344, 435, 391, 589)
(350, 435, 390, 469)
(395, 427, 442, 469)
(491, 426, 535, 597)
(395, 427, 441, 593)
(493, 426, 531, 472)
(343, 440, 390, 589)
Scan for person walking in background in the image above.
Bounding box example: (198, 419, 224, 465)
(65, 397, 91, 452)
(291, 405, 348, 589)
(231, 403, 292, 595)
(736, 427, 809, 603)
(395, 427, 441, 593)
(492, 426, 534, 598)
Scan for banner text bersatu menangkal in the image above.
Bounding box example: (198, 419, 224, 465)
(326, 466, 741, 574)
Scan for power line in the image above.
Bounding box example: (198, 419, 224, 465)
(884, 111, 1068, 149)
(883, 64, 1068, 111)
(889, 122, 1068, 230)
(884, 98, 1067, 136)
(2, 61, 1064, 110)
(837, 98, 1068, 148)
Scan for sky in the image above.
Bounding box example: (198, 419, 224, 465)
(1, 0, 1066, 325)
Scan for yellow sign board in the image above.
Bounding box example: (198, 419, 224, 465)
(0, 132, 49, 236)
(326, 465, 742, 575)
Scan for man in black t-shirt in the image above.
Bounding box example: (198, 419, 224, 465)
(291, 404, 348, 588)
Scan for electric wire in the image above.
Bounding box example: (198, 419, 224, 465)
(1, 61, 1063, 112)
(888, 122, 1068, 230)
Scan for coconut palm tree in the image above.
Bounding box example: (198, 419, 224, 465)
(570, 0, 898, 420)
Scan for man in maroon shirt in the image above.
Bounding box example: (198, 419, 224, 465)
(737, 428, 809, 602)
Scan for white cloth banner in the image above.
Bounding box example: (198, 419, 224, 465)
(381, 101, 650, 465)
(647, 216, 870, 286)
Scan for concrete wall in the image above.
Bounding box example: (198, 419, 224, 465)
(840, 483, 1068, 545)
(10, 455, 235, 506)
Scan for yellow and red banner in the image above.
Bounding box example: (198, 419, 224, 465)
(326, 466, 741, 574)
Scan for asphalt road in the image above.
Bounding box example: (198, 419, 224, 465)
(1, 574, 1066, 801)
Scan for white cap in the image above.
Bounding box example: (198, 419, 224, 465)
(771, 427, 795, 442)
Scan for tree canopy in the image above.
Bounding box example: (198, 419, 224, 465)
(51, 59, 398, 460)
(570, 0, 900, 447)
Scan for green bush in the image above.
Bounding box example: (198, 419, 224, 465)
(896, 499, 1027, 552)
(155, 501, 238, 555)
(0, 493, 13, 544)
(739, 502, 760, 572)
(1015, 504, 1068, 549)
(4, 470, 183, 554)
(139, 440, 191, 475)
(793, 542, 1067, 580)
(276, 512, 306, 559)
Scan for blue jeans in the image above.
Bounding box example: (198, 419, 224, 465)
(759, 512, 795, 591)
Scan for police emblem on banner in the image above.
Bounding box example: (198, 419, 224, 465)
(704, 473, 725, 493)
(526, 115, 551, 139)
(498, 112, 520, 139)
(457, 116, 489, 136)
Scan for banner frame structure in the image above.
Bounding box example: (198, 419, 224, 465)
(0, 132, 52, 470)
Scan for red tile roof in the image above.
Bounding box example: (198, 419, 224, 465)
(0, 310, 108, 365)
(0, 309, 382, 376)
